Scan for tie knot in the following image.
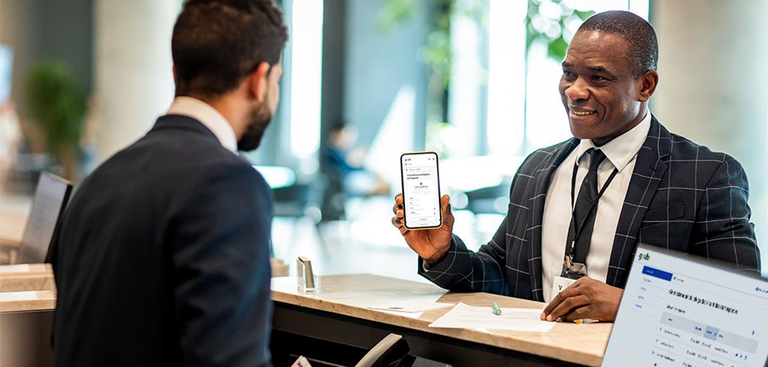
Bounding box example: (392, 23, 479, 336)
(587, 149, 606, 172)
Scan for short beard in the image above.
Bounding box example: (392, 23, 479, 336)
(237, 104, 272, 152)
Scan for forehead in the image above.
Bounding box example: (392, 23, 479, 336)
(564, 30, 632, 72)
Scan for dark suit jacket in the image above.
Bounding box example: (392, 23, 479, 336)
(420, 116, 760, 302)
(48, 115, 274, 366)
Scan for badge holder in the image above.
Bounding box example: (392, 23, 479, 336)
(550, 256, 588, 298)
(560, 256, 588, 280)
(551, 257, 597, 323)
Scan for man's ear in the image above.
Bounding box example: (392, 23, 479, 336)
(637, 70, 658, 102)
(248, 62, 272, 103)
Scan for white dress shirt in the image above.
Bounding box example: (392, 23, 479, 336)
(541, 113, 651, 302)
(167, 96, 238, 154)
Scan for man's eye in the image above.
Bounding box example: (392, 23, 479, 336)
(592, 75, 606, 81)
(563, 70, 575, 78)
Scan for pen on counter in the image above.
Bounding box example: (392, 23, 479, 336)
(492, 302, 502, 316)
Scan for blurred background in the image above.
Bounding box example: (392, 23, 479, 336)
(0, 0, 766, 280)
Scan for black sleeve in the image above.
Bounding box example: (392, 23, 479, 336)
(690, 155, 760, 272)
(171, 163, 273, 367)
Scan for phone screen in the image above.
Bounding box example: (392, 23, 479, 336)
(400, 152, 442, 229)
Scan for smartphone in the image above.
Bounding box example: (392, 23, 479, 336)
(400, 151, 442, 230)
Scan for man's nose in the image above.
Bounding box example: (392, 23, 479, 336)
(565, 77, 589, 102)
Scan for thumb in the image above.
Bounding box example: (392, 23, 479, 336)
(441, 194, 454, 227)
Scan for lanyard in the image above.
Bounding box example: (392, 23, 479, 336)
(566, 158, 619, 263)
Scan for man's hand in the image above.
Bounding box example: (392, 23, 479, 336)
(540, 277, 623, 322)
(391, 194, 454, 264)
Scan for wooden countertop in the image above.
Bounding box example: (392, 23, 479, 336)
(0, 264, 51, 274)
(271, 274, 612, 367)
(0, 264, 55, 292)
(0, 290, 56, 313)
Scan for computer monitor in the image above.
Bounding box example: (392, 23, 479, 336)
(0, 45, 12, 106)
(17, 172, 72, 264)
(602, 243, 768, 367)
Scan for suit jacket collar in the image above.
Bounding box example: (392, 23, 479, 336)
(528, 115, 671, 299)
(528, 138, 579, 301)
(167, 97, 238, 153)
(150, 114, 220, 142)
(605, 115, 671, 286)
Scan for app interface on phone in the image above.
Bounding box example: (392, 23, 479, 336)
(402, 153, 440, 228)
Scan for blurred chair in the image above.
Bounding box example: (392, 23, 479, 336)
(463, 178, 512, 215)
(254, 165, 326, 250)
(272, 178, 326, 248)
(0, 172, 72, 264)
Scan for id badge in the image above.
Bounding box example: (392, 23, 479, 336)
(552, 275, 577, 296)
(550, 258, 588, 297)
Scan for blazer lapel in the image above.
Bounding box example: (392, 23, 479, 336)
(606, 116, 672, 286)
(528, 139, 578, 301)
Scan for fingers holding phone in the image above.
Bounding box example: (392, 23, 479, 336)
(391, 193, 453, 230)
(392, 152, 455, 264)
(391, 193, 454, 264)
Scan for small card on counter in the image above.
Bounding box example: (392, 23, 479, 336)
(291, 356, 312, 367)
(367, 300, 453, 313)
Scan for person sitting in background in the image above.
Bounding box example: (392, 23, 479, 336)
(321, 121, 389, 221)
(391, 10, 759, 323)
(47, 0, 287, 365)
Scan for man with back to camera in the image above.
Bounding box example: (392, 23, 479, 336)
(391, 10, 760, 323)
(46, 0, 287, 365)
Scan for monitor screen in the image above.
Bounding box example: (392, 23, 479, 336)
(18, 172, 72, 264)
(0, 45, 12, 106)
(602, 244, 768, 367)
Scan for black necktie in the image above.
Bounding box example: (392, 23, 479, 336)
(566, 148, 607, 265)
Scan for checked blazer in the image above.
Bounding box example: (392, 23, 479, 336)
(420, 116, 760, 302)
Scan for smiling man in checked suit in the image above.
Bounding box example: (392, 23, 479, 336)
(391, 10, 760, 322)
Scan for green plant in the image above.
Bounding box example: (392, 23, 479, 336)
(525, 0, 594, 61)
(27, 61, 87, 180)
(378, 0, 486, 89)
(378, 0, 594, 154)
(378, 0, 486, 138)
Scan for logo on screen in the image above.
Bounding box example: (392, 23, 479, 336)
(637, 253, 650, 261)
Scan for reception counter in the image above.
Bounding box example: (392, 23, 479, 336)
(0, 290, 55, 367)
(271, 274, 612, 367)
(0, 264, 54, 292)
(1, 272, 613, 366)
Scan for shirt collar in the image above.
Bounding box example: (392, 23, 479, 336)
(167, 96, 238, 154)
(574, 112, 652, 173)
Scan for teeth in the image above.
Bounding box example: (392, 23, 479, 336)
(572, 110, 595, 116)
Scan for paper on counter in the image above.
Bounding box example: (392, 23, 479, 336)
(428, 302, 555, 333)
(367, 300, 453, 313)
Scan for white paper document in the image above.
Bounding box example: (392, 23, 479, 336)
(367, 300, 453, 313)
(428, 302, 555, 333)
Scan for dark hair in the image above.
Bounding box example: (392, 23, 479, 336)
(577, 10, 658, 78)
(172, 0, 288, 98)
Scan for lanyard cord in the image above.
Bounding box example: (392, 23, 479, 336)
(566, 158, 619, 260)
